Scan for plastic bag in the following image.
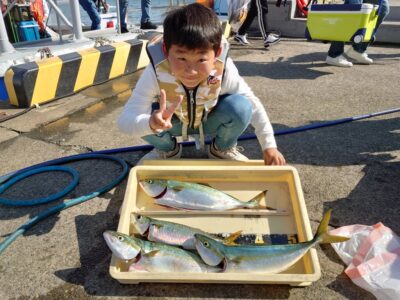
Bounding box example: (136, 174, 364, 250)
(330, 223, 400, 300)
(227, 0, 251, 33)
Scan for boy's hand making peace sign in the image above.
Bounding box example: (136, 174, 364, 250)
(149, 89, 183, 133)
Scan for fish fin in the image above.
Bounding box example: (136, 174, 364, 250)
(248, 190, 276, 210)
(315, 209, 350, 244)
(197, 182, 211, 187)
(223, 230, 242, 245)
(230, 256, 245, 264)
(171, 185, 185, 192)
(152, 223, 163, 229)
(143, 250, 160, 257)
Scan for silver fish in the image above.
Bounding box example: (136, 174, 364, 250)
(194, 209, 349, 273)
(103, 230, 221, 273)
(140, 179, 267, 211)
(132, 214, 240, 249)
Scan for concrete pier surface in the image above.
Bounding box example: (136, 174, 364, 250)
(0, 37, 399, 299)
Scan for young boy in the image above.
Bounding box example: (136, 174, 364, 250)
(118, 3, 285, 165)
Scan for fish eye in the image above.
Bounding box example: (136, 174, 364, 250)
(136, 215, 142, 220)
(146, 179, 153, 184)
(204, 241, 209, 247)
(117, 236, 124, 241)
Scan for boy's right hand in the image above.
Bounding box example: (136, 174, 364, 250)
(149, 89, 183, 133)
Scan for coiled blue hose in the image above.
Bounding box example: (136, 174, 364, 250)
(0, 154, 129, 254)
(0, 166, 79, 206)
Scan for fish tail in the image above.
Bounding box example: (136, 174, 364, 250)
(314, 209, 349, 244)
(247, 190, 276, 210)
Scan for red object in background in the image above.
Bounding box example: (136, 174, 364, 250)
(106, 21, 114, 28)
(196, 0, 214, 8)
(296, 0, 309, 17)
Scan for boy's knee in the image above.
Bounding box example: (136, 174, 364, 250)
(220, 94, 252, 123)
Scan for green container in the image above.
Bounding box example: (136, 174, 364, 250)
(306, 3, 379, 43)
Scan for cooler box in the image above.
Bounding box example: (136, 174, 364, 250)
(306, 3, 379, 43)
(17, 20, 40, 42)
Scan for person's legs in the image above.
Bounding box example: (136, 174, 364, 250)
(79, 0, 101, 30)
(139, 117, 182, 163)
(237, 0, 257, 36)
(326, 0, 356, 65)
(119, 0, 128, 31)
(326, 41, 353, 67)
(140, 94, 252, 161)
(141, 0, 151, 23)
(142, 131, 177, 152)
(353, 0, 390, 53)
(255, 0, 279, 46)
(140, 0, 157, 29)
(203, 94, 252, 151)
(328, 42, 345, 58)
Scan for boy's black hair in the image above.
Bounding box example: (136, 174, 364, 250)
(163, 3, 223, 54)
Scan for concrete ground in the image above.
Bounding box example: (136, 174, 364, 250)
(0, 37, 399, 299)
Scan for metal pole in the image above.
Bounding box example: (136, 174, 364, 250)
(68, 0, 85, 40)
(115, 0, 121, 34)
(47, 0, 74, 29)
(53, 0, 63, 42)
(0, 11, 15, 54)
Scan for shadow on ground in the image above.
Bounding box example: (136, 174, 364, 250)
(233, 50, 400, 80)
(275, 117, 399, 230)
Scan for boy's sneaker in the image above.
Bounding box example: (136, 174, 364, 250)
(234, 34, 250, 45)
(138, 143, 182, 165)
(346, 48, 373, 64)
(208, 141, 248, 161)
(326, 55, 353, 67)
(264, 34, 280, 47)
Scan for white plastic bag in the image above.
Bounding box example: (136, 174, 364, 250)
(227, 0, 251, 33)
(330, 223, 400, 300)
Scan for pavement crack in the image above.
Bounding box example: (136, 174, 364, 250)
(0, 126, 24, 135)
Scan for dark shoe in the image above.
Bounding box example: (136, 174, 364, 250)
(140, 21, 157, 30)
(121, 27, 129, 33)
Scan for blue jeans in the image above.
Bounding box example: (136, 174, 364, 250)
(328, 0, 390, 57)
(142, 94, 253, 152)
(119, 0, 128, 29)
(79, 0, 101, 30)
(141, 0, 152, 23)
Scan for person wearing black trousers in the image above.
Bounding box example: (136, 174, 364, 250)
(234, 0, 280, 48)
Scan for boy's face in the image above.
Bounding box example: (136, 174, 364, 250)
(166, 44, 219, 89)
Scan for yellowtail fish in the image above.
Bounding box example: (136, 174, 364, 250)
(194, 210, 349, 273)
(103, 231, 221, 273)
(132, 214, 241, 249)
(139, 179, 268, 211)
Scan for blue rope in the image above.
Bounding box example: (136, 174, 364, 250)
(0, 154, 129, 255)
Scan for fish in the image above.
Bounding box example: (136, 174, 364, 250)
(139, 179, 269, 211)
(132, 214, 241, 249)
(103, 230, 221, 273)
(194, 209, 349, 273)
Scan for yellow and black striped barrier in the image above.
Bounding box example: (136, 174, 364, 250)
(5, 39, 150, 108)
(5, 22, 231, 108)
